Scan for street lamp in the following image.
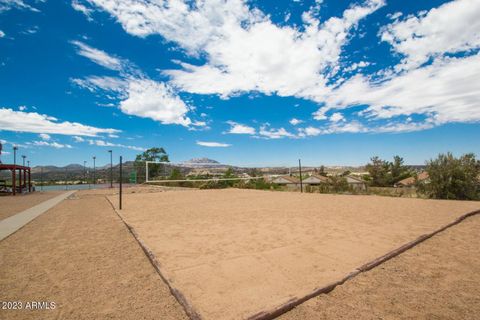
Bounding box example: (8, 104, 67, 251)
(108, 150, 113, 188)
(13, 146, 18, 165)
(22, 155, 26, 166)
(27, 160, 30, 167)
(93, 156, 96, 185)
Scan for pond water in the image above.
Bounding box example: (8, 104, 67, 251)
(37, 184, 125, 191)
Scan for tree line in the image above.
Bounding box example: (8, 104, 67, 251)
(366, 153, 480, 200)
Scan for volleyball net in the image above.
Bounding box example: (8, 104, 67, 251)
(143, 161, 272, 188)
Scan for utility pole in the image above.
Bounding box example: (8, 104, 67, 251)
(108, 150, 113, 188)
(298, 159, 303, 193)
(40, 166, 43, 191)
(119, 156, 123, 210)
(93, 156, 96, 186)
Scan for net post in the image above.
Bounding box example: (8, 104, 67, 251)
(145, 161, 148, 183)
(119, 156, 123, 210)
(298, 159, 303, 193)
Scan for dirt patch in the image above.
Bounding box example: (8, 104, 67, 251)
(280, 214, 480, 320)
(0, 191, 187, 320)
(0, 191, 64, 221)
(109, 189, 480, 319)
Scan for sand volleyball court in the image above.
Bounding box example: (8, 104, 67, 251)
(108, 189, 480, 319)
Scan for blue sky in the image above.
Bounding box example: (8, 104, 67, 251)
(0, 0, 479, 167)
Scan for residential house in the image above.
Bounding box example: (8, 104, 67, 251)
(395, 172, 429, 188)
(272, 175, 301, 189)
(345, 175, 367, 191)
(303, 174, 330, 185)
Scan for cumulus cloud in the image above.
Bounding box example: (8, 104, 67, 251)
(75, 0, 480, 136)
(320, 54, 480, 125)
(119, 79, 192, 126)
(73, 136, 85, 142)
(85, 0, 384, 99)
(38, 133, 51, 140)
(0, 108, 120, 136)
(196, 141, 231, 147)
(298, 126, 322, 137)
(71, 40, 197, 127)
(0, 30, 5, 38)
(87, 139, 145, 151)
(31, 141, 73, 149)
(226, 121, 255, 134)
(329, 112, 345, 122)
(289, 118, 303, 126)
(258, 125, 296, 139)
(381, 0, 480, 70)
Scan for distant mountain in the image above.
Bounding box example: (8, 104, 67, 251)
(180, 158, 225, 168)
(183, 158, 220, 164)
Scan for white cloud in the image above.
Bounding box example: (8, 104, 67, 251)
(87, 139, 144, 151)
(289, 118, 303, 126)
(73, 136, 85, 142)
(226, 121, 255, 134)
(18, 105, 27, 111)
(297, 121, 367, 137)
(71, 40, 123, 70)
(119, 79, 192, 126)
(382, 0, 480, 70)
(71, 76, 127, 93)
(77, 0, 480, 135)
(344, 61, 370, 72)
(70, 40, 197, 127)
(72, 0, 93, 20)
(38, 133, 51, 140)
(320, 54, 480, 125)
(329, 112, 345, 122)
(0, 0, 39, 13)
(31, 141, 73, 149)
(0, 108, 120, 136)
(87, 0, 384, 99)
(258, 125, 296, 139)
(196, 141, 231, 147)
(72, 76, 195, 127)
(299, 126, 322, 136)
(0, 30, 5, 38)
(322, 121, 368, 134)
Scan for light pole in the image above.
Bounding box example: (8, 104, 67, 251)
(93, 156, 96, 185)
(13, 146, 18, 165)
(108, 150, 113, 188)
(22, 155, 26, 166)
(27, 160, 30, 167)
(83, 161, 87, 185)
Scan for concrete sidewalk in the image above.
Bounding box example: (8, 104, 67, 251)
(0, 191, 76, 241)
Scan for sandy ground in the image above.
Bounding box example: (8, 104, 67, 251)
(0, 190, 187, 320)
(109, 189, 480, 319)
(1, 186, 479, 320)
(280, 213, 480, 320)
(0, 191, 64, 221)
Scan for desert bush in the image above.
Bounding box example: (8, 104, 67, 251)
(419, 153, 480, 200)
